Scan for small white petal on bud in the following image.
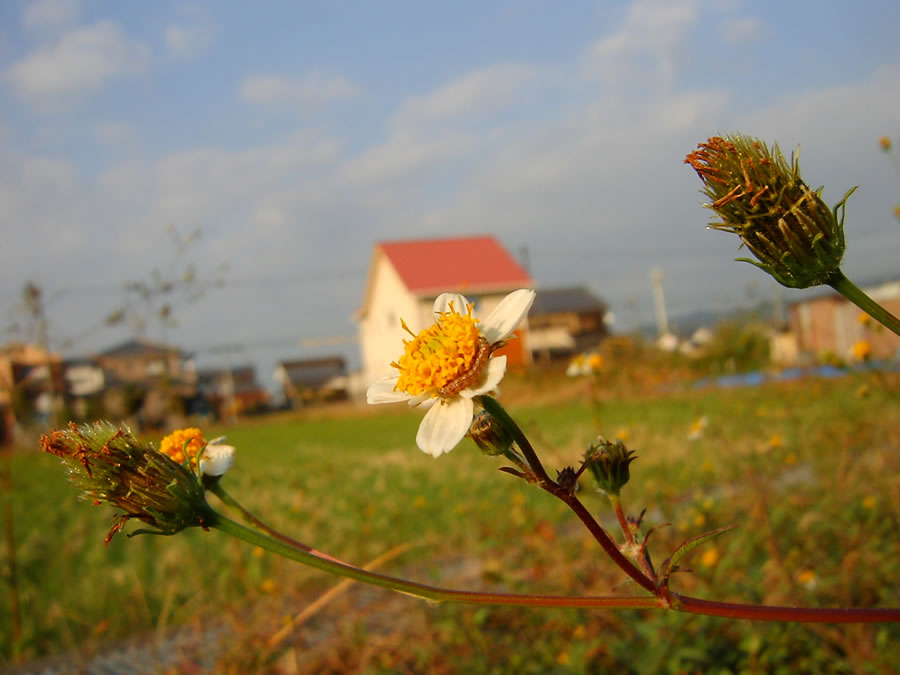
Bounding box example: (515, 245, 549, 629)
(199, 442, 236, 477)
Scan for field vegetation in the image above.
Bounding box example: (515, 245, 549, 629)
(3, 361, 898, 672)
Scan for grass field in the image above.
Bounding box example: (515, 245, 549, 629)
(3, 370, 899, 672)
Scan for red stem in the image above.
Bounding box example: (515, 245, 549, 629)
(677, 595, 900, 623)
(480, 397, 658, 595)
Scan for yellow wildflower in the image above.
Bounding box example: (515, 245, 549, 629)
(700, 547, 719, 568)
(159, 427, 206, 466)
(850, 340, 871, 361)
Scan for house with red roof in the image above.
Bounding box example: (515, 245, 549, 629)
(357, 235, 536, 386)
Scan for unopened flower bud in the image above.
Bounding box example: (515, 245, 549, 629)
(41, 422, 214, 544)
(468, 411, 515, 456)
(584, 436, 637, 496)
(685, 135, 854, 289)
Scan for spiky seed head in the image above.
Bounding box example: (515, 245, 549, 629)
(41, 422, 214, 544)
(685, 134, 854, 289)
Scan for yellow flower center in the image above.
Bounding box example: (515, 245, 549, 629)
(159, 427, 206, 467)
(393, 303, 483, 397)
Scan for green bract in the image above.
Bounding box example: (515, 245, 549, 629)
(686, 134, 854, 289)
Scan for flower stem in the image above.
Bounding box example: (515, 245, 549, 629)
(206, 508, 659, 610)
(828, 269, 900, 336)
(207, 481, 345, 563)
(480, 395, 553, 485)
(609, 494, 635, 547)
(676, 595, 900, 623)
(479, 395, 658, 595)
(203, 490, 900, 621)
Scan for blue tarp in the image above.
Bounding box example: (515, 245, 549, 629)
(692, 362, 898, 389)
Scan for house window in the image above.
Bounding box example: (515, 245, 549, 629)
(145, 360, 165, 376)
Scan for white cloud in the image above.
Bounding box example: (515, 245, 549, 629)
(584, 0, 700, 90)
(22, 0, 79, 31)
(239, 71, 361, 110)
(93, 131, 342, 232)
(719, 16, 764, 45)
(417, 62, 900, 316)
(341, 130, 473, 185)
(164, 23, 214, 59)
(392, 64, 541, 127)
(5, 20, 149, 100)
(93, 121, 138, 152)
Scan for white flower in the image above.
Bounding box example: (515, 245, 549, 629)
(199, 436, 236, 477)
(367, 289, 536, 458)
(687, 415, 709, 442)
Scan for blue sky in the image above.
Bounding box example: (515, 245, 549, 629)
(2, 0, 899, 385)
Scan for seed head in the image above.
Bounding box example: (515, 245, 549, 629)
(685, 134, 854, 289)
(41, 422, 214, 544)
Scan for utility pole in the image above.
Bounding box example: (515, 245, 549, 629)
(650, 268, 669, 338)
(23, 283, 58, 427)
(209, 343, 240, 426)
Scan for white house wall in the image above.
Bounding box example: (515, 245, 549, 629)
(360, 254, 420, 387)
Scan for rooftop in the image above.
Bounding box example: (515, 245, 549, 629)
(377, 235, 534, 296)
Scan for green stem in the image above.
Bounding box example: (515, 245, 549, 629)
(480, 395, 553, 485)
(207, 481, 344, 563)
(828, 269, 900, 336)
(206, 508, 659, 610)
(204, 501, 900, 622)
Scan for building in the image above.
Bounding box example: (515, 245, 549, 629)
(528, 286, 610, 362)
(357, 235, 536, 387)
(95, 339, 192, 384)
(0, 342, 63, 435)
(790, 280, 900, 361)
(274, 356, 349, 406)
(94, 338, 195, 428)
(197, 365, 270, 418)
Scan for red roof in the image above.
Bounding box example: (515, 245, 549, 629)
(378, 235, 534, 295)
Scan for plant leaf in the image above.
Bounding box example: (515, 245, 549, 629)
(660, 523, 739, 580)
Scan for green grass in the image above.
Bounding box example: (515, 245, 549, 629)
(3, 372, 899, 672)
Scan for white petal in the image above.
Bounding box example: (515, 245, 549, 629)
(480, 289, 536, 344)
(433, 292, 470, 317)
(199, 443, 235, 477)
(462, 355, 507, 397)
(367, 375, 410, 404)
(415, 396, 474, 457)
(407, 392, 433, 407)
